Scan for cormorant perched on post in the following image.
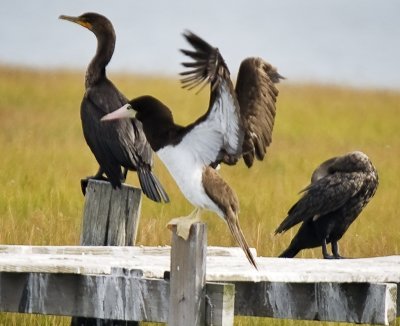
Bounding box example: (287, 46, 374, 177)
(102, 31, 283, 269)
(275, 151, 379, 259)
(59, 12, 169, 203)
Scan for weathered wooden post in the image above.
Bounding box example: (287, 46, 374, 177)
(168, 222, 207, 326)
(71, 179, 142, 326)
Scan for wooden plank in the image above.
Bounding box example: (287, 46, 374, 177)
(0, 253, 399, 285)
(168, 222, 207, 326)
(204, 256, 400, 283)
(205, 283, 235, 326)
(0, 245, 256, 258)
(0, 271, 234, 325)
(0, 270, 169, 322)
(0, 270, 396, 324)
(233, 281, 397, 325)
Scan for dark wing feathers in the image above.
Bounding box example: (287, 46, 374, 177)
(180, 31, 230, 92)
(235, 58, 284, 167)
(180, 31, 282, 168)
(83, 83, 169, 203)
(179, 31, 243, 166)
(275, 173, 364, 234)
(137, 166, 169, 204)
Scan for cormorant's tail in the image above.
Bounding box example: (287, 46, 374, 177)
(278, 245, 300, 258)
(137, 166, 170, 203)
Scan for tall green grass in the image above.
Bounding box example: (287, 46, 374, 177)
(0, 65, 399, 325)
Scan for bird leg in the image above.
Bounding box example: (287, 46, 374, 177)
(331, 241, 345, 259)
(321, 239, 336, 259)
(80, 167, 107, 195)
(122, 167, 129, 181)
(167, 208, 202, 240)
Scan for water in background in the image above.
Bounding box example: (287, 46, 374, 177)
(1, 0, 399, 89)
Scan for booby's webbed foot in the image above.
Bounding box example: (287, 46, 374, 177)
(167, 208, 202, 240)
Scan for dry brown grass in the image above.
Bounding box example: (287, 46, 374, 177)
(0, 66, 399, 325)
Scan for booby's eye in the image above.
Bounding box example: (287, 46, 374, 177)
(127, 104, 138, 112)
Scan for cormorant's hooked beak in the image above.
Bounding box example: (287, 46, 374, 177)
(101, 104, 136, 121)
(59, 15, 92, 30)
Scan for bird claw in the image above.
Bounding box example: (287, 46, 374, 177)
(80, 178, 89, 196)
(167, 210, 201, 240)
(80, 175, 108, 196)
(334, 255, 346, 259)
(323, 254, 345, 260)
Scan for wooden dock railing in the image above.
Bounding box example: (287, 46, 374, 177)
(0, 180, 398, 325)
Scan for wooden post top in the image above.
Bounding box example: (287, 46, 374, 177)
(81, 179, 142, 246)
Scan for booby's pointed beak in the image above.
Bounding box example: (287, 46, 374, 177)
(101, 104, 135, 121)
(59, 15, 92, 30)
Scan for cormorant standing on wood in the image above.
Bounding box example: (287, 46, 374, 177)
(275, 151, 379, 259)
(102, 31, 284, 269)
(59, 12, 169, 203)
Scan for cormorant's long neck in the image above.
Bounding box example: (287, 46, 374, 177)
(85, 30, 115, 88)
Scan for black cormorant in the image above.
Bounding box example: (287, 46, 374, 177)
(59, 12, 169, 203)
(102, 31, 283, 269)
(275, 151, 379, 259)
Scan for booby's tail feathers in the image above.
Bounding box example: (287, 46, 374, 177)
(226, 215, 258, 270)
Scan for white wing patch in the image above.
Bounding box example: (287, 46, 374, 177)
(181, 80, 242, 166)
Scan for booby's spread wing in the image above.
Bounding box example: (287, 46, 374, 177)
(275, 172, 365, 234)
(235, 58, 284, 167)
(180, 31, 282, 168)
(180, 31, 244, 167)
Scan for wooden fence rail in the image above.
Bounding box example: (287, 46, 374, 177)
(0, 180, 398, 325)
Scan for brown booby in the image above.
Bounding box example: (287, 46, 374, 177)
(276, 151, 379, 259)
(59, 12, 169, 202)
(102, 31, 283, 269)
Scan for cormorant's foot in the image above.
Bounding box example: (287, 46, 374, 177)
(323, 254, 344, 260)
(80, 178, 89, 196)
(80, 175, 108, 195)
(333, 255, 346, 259)
(167, 209, 201, 240)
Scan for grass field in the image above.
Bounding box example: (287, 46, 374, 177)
(0, 65, 399, 325)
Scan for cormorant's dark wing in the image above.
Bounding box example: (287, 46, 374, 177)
(235, 58, 283, 167)
(275, 172, 365, 234)
(82, 81, 169, 203)
(179, 31, 244, 167)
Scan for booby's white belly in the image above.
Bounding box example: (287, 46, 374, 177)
(157, 145, 223, 216)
